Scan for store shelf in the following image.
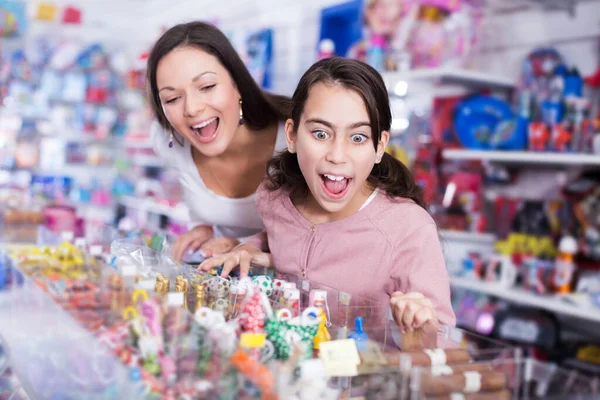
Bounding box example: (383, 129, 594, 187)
(451, 276, 600, 323)
(119, 196, 189, 221)
(443, 149, 600, 166)
(382, 67, 515, 92)
(439, 230, 497, 243)
(129, 154, 164, 168)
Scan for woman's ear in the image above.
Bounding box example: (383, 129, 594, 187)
(376, 130, 390, 163)
(285, 119, 297, 153)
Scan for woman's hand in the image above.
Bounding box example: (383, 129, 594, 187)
(173, 225, 214, 261)
(390, 291, 438, 335)
(198, 244, 273, 278)
(199, 237, 240, 258)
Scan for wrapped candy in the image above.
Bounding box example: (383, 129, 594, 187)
(252, 275, 274, 297)
(175, 275, 189, 310)
(238, 287, 272, 360)
(265, 308, 321, 360)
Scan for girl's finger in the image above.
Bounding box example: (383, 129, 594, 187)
(239, 251, 252, 278)
(198, 256, 224, 271)
(413, 307, 435, 329)
(401, 301, 419, 333)
(220, 257, 239, 278)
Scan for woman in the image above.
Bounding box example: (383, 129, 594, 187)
(147, 21, 290, 261)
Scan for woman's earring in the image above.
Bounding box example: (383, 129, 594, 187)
(288, 144, 295, 153)
(376, 154, 381, 163)
(169, 131, 174, 148)
(239, 99, 244, 125)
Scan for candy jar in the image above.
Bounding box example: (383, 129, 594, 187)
(193, 283, 205, 313)
(175, 276, 189, 310)
(283, 288, 301, 317)
(252, 275, 273, 297)
(553, 236, 578, 294)
(272, 278, 286, 299)
(313, 312, 331, 357)
(228, 279, 249, 319)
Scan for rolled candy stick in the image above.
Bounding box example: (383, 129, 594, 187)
(385, 348, 471, 367)
(421, 370, 508, 396)
(425, 389, 512, 400)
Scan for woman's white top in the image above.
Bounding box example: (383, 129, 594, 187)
(150, 121, 287, 239)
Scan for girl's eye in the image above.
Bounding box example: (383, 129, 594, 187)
(312, 130, 329, 140)
(164, 97, 179, 104)
(351, 133, 368, 144)
(201, 84, 216, 91)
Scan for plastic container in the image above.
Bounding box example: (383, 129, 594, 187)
(0, 258, 142, 399)
(409, 354, 599, 400)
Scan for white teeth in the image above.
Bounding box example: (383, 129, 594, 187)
(324, 174, 345, 181)
(192, 117, 217, 129)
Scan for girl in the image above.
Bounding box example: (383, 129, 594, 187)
(199, 57, 455, 335)
(147, 22, 290, 261)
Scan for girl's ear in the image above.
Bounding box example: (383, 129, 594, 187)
(376, 130, 390, 163)
(285, 118, 297, 153)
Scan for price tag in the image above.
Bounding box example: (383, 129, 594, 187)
(90, 245, 103, 256)
(121, 265, 137, 277)
(301, 279, 310, 292)
(167, 292, 184, 306)
(338, 291, 352, 306)
(499, 318, 539, 343)
(319, 339, 360, 377)
(136, 280, 155, 291)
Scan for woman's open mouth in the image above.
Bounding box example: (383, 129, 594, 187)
(191, 117, 220, 143)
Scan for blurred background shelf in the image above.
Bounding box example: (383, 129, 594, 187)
(451, 276, 600, 323)
(443, 149, 600, 167)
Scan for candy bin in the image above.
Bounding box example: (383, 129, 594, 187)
(339, 326, 518, 400)
(408, 355, 599, 400)
(0, 257, 143, 399)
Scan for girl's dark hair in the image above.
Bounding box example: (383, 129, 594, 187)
(146, 21, 290, 140)
(266, 57, 426, 210)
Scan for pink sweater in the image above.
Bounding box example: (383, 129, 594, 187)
(246, 185, 456, 330)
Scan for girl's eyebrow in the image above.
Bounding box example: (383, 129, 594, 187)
(305, 118, 370, 130)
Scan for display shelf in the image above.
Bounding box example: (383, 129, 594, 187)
(128, 154, 164, 168)
(382, 67, 515, 92)
(439, 230, 497, 244)
(119, 195, 189, 221)
(451, 276, 600, 323)
(443, 149, 600, 167)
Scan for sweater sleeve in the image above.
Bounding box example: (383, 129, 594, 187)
(241, 231, 269, 251)
(390, 223, 456, 329)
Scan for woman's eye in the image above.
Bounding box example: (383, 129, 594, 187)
(201, 84, 216, 91)
(164, 97, 179, 104)
(351, 133, 368, 143)
(312, 130, 329, 140)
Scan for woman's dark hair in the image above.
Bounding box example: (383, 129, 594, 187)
(266, 57, 426, 210)
(146, 21, 290, 141)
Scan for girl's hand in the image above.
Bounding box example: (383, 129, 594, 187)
(390, 291, 438, 334)
(173, 225, 214, 261)
(199, 237, 240, 258)
(198, 244, 273, 278)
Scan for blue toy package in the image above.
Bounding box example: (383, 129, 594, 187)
(454, 95, 527, 150)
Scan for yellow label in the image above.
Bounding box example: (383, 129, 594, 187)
(239, 333, 266, 348)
